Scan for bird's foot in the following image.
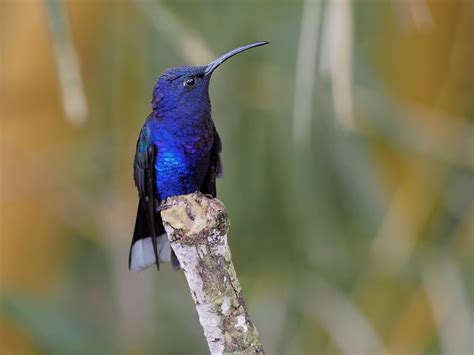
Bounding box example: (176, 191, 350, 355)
(157, 203, 172, 212)
(193, 191, 214, 199)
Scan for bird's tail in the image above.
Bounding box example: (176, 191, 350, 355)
(129, 201, 180, 271)
(130, 234, 171, 271)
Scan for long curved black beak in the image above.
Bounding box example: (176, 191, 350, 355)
(204, 41, 269, 76)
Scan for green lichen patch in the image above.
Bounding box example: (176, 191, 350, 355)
(161, 192, 229, 245)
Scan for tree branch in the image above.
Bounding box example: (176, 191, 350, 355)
(160, 192, 264, 354)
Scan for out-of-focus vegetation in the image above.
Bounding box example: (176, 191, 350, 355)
(1, 0, 473, 354)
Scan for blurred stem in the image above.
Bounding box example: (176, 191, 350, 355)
(303, 277, 384, 355)
(133, 0, 214, 65)
(44, 0, 88, 124)
(423, 256, 473, 355)
(292, 0, 321, 147)
(321, 0, 354, 129)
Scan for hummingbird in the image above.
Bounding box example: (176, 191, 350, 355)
(129, 41, 269, 271)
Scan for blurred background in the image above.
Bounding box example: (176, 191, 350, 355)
(1, 0, 473, 354)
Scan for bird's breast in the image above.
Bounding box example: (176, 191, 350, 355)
(154, 136, 211, 200)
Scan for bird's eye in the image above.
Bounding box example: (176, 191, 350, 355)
(184, 78, 195, 87)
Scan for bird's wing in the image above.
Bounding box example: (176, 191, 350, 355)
(132, 125, 161, 270)
(201, 122, 222, 197)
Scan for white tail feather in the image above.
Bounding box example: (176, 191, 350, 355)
(130, 234, 171, 271)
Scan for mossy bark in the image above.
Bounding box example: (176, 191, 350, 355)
(160, 192, 264, 354)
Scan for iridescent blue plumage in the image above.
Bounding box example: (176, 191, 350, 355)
(129, 42, 268, 272)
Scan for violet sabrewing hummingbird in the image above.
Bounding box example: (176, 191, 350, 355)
(129, 41, 269, 271)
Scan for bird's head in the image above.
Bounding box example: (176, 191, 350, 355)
(151, 41, 269, 116)
(152, 65, 210, 113)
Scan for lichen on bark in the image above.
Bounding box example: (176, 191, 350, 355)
(161, 192, 264, 354)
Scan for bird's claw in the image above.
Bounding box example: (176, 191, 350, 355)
(157, 203, 172, 212)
